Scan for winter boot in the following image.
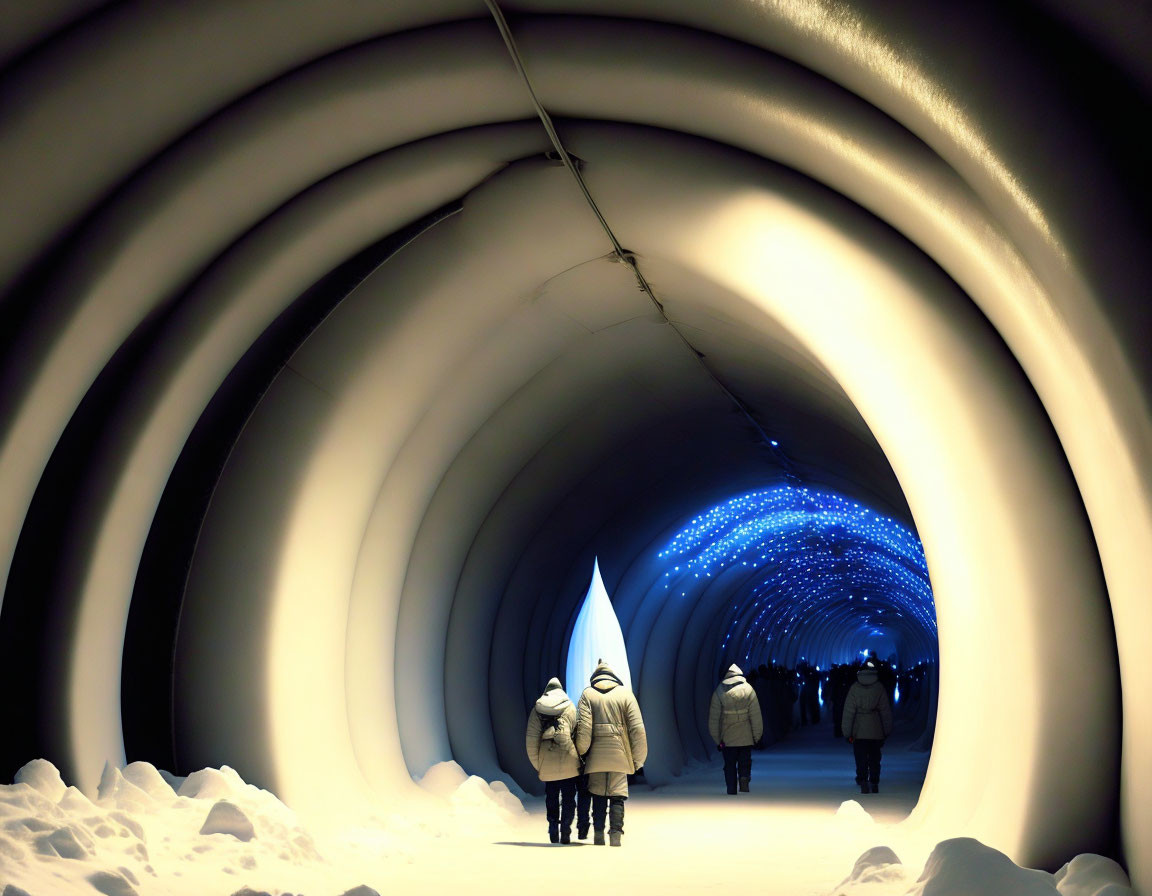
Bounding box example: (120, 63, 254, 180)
(577, 826, 589, 840)
(608, 798, 626, 839)
(860, 783, 870, 794)
(560, 828, 571, 844)
(738, 778, 750, 793)
(594, 829, 605, 846)
(549, 827, 559, 843)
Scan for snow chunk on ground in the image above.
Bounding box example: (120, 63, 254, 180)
(830, 845, 912, 895)
(199, 801, 256, 841)
(449, 775, 526, 817)
(34, 825, 93, 859)
(59, 786, 93, 813)
(177, 767, 246, 801)
(87, 868, 140, 896)
(416, 762, 525, 820)
(834, 799, 875, 826)
(97, 764, 155, 813)
(13, 760, 67, 803)
(1, 759, 331, 895)
(827, 841, 1135, 896)
(908, 837, 1059, 895)
(416, 761, 469, 799)
(1054, 854, 1134, 896)
(121, 764, 176, 802)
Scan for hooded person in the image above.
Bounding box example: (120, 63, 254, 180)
(526, 677, 582, 843)
(841, 659, 894, 793)
(708, 664, 765, 794)
(574, 660, 647, 847)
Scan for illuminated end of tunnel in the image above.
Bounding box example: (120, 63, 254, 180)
(657, 484, 936, 672)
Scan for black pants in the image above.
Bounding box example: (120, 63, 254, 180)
(591, 794, 626, 834)
(545, 777, 579, 837)
(853, 739, 883, 787)
(722, 745, 752, 794)
(576, 774, 591, 832)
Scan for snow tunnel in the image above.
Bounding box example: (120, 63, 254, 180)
(0, 0, 1149, 891)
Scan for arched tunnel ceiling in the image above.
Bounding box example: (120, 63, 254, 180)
(0, 0, 1149, 890)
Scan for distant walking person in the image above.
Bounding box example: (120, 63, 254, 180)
(575, 660, 647, 847)
(708, 664, 764, 794)
(841, 660, 893, 794)
(526, 677, 583, 843)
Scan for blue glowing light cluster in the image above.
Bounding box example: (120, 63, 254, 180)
(658, 485, 937, 668)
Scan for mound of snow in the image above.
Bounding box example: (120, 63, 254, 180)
(177, 767, 246, 801)
(908, 838, 1058, 895)
(199, 801, 256, 842)
(1, 759, 333, 896)
(97, 764, 155, 813)
(59, 786, 93, 813)
(831, 846, 911, 895)
(827, 842, 1134, 896)
(1053, 854, 1134, 896)
(416, 761, 469, 799)
(121, 764, 176, 802)
(833, 799, 874, 826)
(449, 775, 525, 817)
(415, 761, 525, 820)
(13, 760, 67, 803)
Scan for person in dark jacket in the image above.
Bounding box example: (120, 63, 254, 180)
(841, 660, 894, 793)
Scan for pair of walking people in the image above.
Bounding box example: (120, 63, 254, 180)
(525, 660, 647, 847)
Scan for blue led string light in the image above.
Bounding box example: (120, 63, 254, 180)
(659, 485, 937, 668)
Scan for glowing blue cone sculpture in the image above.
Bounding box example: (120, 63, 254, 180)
(565, 558, 633, 695)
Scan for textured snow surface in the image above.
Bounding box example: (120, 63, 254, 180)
(830, 838, 1134, 896)
(0, 758, 1131, 896)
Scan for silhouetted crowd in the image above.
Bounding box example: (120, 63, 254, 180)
(743, 654, 935, 748)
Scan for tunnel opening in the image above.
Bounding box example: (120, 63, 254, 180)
(528, 484, 939, 805)
(0, 2, 1147, 893)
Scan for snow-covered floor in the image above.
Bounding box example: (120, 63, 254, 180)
(1, 723, 1133, 896)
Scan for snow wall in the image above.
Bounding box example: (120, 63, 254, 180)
(0, 2, 1148, 891)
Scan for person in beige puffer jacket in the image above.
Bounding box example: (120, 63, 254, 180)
(709, 664, 764, 794)
(841, 660, 893, 794)
(574, 660, 647, 847)
(526, 677, 583, 843)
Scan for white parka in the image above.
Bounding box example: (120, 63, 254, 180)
(575, 662, 648, 778)
(525, 678, 581, 781)
(708, 664, 765, 747)
(841, 666, 893, 741)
